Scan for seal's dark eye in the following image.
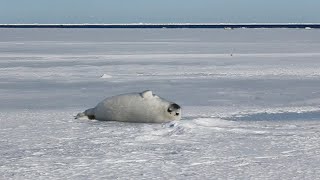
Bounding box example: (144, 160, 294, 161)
(176, 112, 179, 116)
(167, 108, 172, 113)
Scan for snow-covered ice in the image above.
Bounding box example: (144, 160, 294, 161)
(1, 28, 320, 179)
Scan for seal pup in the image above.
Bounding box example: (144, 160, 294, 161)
(76, 90, 181, 123)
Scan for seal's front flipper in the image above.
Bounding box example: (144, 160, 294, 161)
(140, 90, 153, 99)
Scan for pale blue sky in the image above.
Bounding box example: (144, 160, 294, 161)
(0, 0, 319, 24)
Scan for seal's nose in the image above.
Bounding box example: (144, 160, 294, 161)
(171, 103, 181, 110)
(167, 103, 181, 114)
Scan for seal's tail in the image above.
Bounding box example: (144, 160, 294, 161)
(75, 108, 95, 120)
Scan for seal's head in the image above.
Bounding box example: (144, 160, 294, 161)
(166, 103, 182, 121)
(140, 90, 182, 122)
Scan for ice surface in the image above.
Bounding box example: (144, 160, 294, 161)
(1, 28, 320, 179)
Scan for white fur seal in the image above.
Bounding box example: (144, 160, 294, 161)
(76, 90, 181, 123)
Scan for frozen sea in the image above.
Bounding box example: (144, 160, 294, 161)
(1, 28, 320, 179)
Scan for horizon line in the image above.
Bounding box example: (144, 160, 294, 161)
(1, 23, 320, 29)
(1, 23, 320, 25)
